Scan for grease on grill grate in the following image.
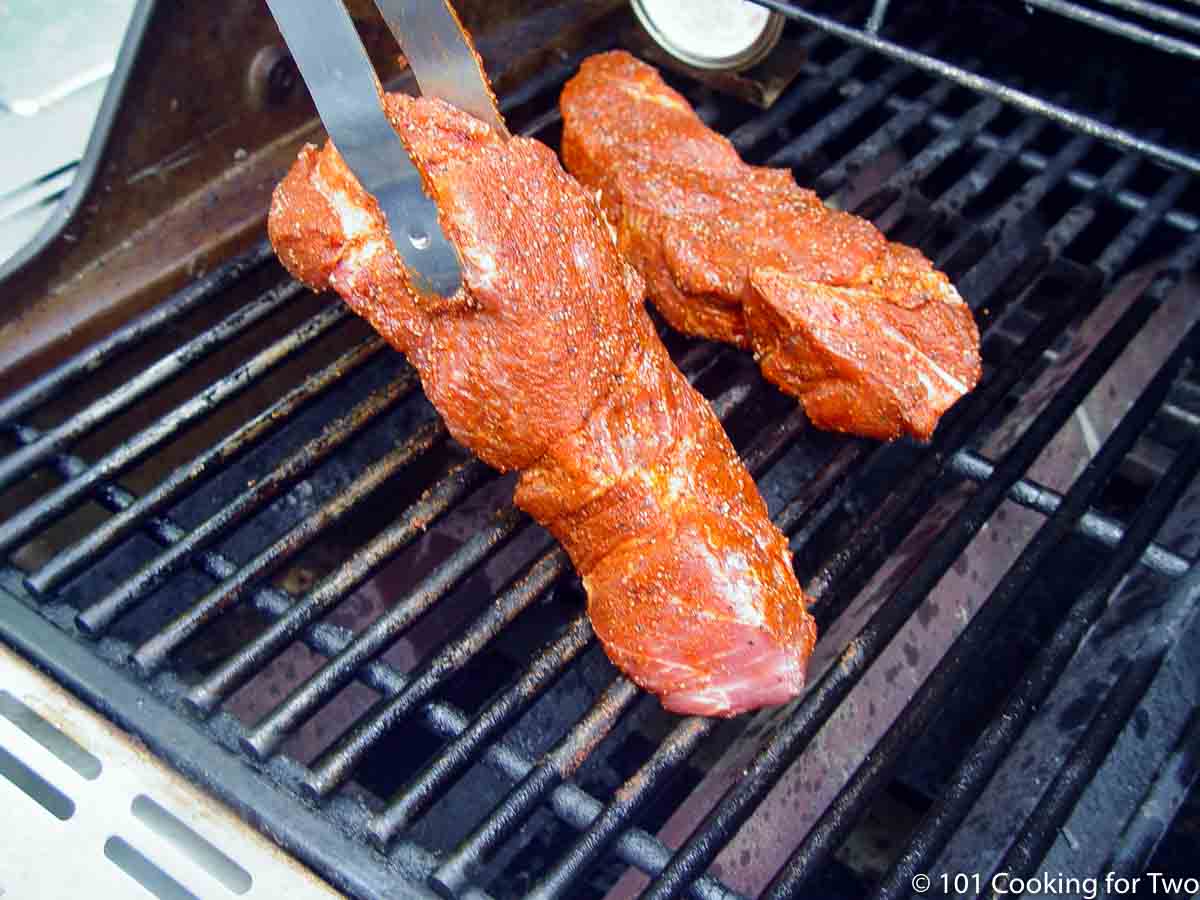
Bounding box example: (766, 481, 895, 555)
(2, 11, 1200, 900)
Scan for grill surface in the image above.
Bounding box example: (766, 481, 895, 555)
(3, 3, 1200, 899)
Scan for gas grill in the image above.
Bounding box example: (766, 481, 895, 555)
(2, 1, 1199, 898)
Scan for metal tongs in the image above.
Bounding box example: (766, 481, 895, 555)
(265, 0, 509, 297)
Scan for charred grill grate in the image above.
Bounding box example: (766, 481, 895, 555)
(757, 0, 1200, 175)
(3, 9, 1200, 900)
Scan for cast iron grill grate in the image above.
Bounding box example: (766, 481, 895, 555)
(2, 12, 1199, 900)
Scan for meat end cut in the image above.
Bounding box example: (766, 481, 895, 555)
(268, 92, 816, 716)
(560, 50, 982, 442)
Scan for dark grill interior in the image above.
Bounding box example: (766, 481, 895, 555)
(3, 2, 1200, 898)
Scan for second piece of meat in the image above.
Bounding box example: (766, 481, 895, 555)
(269, 93, 816, 717)
(560, 50, 981, 441)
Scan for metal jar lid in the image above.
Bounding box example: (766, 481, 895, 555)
(631, 0, 785, 72)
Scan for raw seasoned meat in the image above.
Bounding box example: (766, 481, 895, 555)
(560, 50, 981, 441)
(268, 92, 816, 716)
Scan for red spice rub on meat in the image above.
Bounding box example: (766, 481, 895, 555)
(560, 50, 982, 441)
(268, 92, 816, 716)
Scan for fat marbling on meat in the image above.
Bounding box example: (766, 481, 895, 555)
(560, 50, 982, 441)
(268, 92, 816, 716)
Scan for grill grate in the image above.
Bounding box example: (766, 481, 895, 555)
(3, 10, 1200, 900)
(756, 0, 1200, 175)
